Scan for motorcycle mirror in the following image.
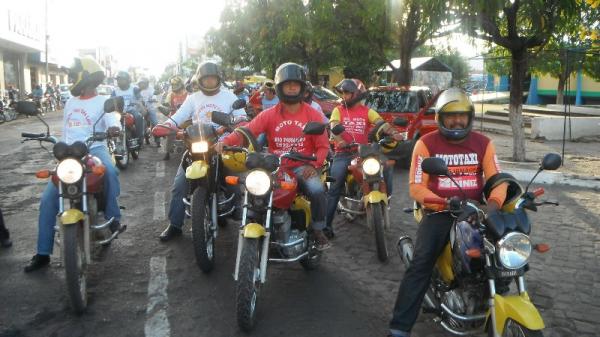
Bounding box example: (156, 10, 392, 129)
(231, 98, 247, 110)
(393, 117, 409, 127)
(421, 157, 449, 176)
(303, 121, 327, 135)
(211, 111, 234, 126)
(104, 96, 124, 113)
(540, 153, 561, 171)
(16, 101, 39, 116)
(331, 124, 345, 136)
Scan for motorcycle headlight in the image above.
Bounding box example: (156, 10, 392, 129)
(245, 170, 271, 196)
(496, 232, 532, 269)
(362, 157, 381, 176)
(191, 140, 209, 153)
(114, 112, 122, 121)
(56, 158, 83, 184)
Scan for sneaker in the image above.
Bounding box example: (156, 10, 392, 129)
(313, 230, 331, 251)
(24, 254, 50, 273)
(159, 225, 182, 242)
(109, 220, 127, 235)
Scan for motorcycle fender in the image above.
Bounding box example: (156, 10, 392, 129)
(60, 209, 85, 225)
(491, 292, 545, 335)
(364, 191, 388, 207)
(243, 223, 266, 238)
(185, 160, 208, 179)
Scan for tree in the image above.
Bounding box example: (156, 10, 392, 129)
(455, 0, 578, 161)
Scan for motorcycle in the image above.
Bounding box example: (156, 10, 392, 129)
(152, 99, 247, 273)
(225, 121, 328, 331)
(0, 99, 17, 124)
(331, 118, 408, 262)
(19, 98, 123, 313)
(396, 153, 562, 337)
(108, 102, 140, 169)
(158, 102, 187, 159)
(42, 93, 57, 113)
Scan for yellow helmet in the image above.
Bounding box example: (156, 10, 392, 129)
(483, 173, 524, 213)
(435, 88, 474, 140)
(170, 76, 184, 92)
(370, 120, 397, 154)
(68, 56, 105, 97)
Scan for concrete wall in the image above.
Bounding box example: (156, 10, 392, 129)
(531, 116, 600, 140)
(537, 73, 600, 98)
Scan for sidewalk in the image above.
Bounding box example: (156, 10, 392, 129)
(485, 131, 600, 189)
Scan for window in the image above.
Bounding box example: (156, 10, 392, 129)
(365, 91, 420, 113)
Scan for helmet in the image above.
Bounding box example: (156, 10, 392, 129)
(137, 77, 149, 88)
(274, 63, 306, 104)
(170, 76, 184, 92)
(233, 80, 245, 95)
(435, 88, 474, 141)
(195, 61, 221, 94)
(482, 173, 524, 213)
(369, 120, 398, 154)
(68, 56, 105, 97)
(304, 81, 314, 102)
(115, 71, 131, 90)
(334, 78, 367, 107)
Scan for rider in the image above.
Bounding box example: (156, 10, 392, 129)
(160, 76, 188, 160)
(32, 85, 44, 108)
(215, 62, 331, 251)
(44, 82, 56, 109)
(388, 88, 508, 337)
(304, 81, 327, 122)
(138, 77, 160, 146)
(24, 56, 125, 272)
(154, 61, 246, 242)
(112, 71, 145, 147)
(248, 80, 279, 116)
(325, 78, 404, 238)
(233, 80, 249, 103)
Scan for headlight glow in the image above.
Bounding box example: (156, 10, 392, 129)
(56, 158, 83, 184)
(191, 141, 209, 153)
(496, 232, 532, 269)
(362, 157, 381, 175)
(245, 170, 271, 196)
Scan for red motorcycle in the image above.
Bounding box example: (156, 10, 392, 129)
(108, 103, 139, 169)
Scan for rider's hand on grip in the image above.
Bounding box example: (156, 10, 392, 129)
(152, 123, 174, 138)
(448, 196, 462, 214)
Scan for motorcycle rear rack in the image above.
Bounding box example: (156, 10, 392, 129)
(268, 251, 308, 263)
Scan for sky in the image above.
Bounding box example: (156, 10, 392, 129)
(43, 0, 226, 76)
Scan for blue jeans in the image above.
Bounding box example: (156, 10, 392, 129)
(325, 152, 393, 229)
(36, 146, 121, 255)
(168, 165, 188, 228)
(292, 166, 326, 230)
(147, 107, 158, 127)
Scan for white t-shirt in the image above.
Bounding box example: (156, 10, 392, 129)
(171, 89, 246, 128)
(63, 95, 120, 150)
(140, 87, 157, 110)
(112, 85, 140, 112)
(310, 100, 328, 122)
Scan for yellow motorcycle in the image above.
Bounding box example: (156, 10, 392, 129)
(397, 153, 562, 337)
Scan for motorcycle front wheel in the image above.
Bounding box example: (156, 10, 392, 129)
(191, 186, 215, 273)
(368, 203, 388, 262)
(489, 319, 544, 337)
(115, 132, 130, 169)
(63, 223, 88, 313)
(236, 238, 261, 332)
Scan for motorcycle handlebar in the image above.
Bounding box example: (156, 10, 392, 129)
(283, 152, 317, 162)
(21, 132, 46, 139)
(223, 146, 248, 153)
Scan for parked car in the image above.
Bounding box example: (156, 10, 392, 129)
(59, 84, 72, 104)
(364, 86, 440, 168)
(312, 85, 341, 117)
(97, 85, 114, 96)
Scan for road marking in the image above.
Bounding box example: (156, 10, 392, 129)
(156, 162, 165, 178)
(145, 256, 170, 337)
(154, 192, 166, 221)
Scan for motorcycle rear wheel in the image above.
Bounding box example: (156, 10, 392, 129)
(115, 132, 130, 169)
(191, 186, 215, 273)
(236, 238, 261, 332)
(369, 203, 388, 262)
(489, 319, 544, 337)
(63, 223, 88, 313)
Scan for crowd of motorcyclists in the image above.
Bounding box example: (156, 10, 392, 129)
(3, 54, 554, 337)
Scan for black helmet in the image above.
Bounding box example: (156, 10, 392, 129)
(115, 71, 131, 90)
(334, 78, 367, 107)
(435, 88, 474, 141)
(304, 81, 314, 103)
(195, 61, 221, 94)
(274, 62, 306, 104)
(68, 56, 105, 96)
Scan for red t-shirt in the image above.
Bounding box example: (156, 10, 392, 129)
(223, 102, 329, 169)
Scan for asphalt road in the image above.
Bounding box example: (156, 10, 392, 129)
(1, 112, 599, 337)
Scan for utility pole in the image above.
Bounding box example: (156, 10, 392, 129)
(45, 0, 49, 87)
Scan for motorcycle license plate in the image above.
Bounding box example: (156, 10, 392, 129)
(496, 268, 524, 278)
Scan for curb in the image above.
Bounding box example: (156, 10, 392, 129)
(498, 161, 600, 189)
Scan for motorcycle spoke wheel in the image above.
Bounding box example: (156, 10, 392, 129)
(63, 223, 88, 313)
(191, 187, 215, 273)
(370, 203, 389, 262)
(236, 238, 261, 332)
(490, 320, 544, 337)
(115, 133, 130, 169)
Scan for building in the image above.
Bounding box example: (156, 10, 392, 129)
(377, 57, 453, 91)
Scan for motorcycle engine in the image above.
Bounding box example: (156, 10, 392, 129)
(272, 210, 307, 258)
(442, 285, 486, 330)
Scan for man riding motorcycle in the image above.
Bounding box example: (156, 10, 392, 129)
(138, 77, 160, 146)
(155, 61, 246, 242)
(388, 88, 507, 337)
(325, 78, 403, 238)
(160, 76, 188, 160)
(216, 62, 331, 250)
(111, 71, 144, 147)
(24, 56, 125, 272)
